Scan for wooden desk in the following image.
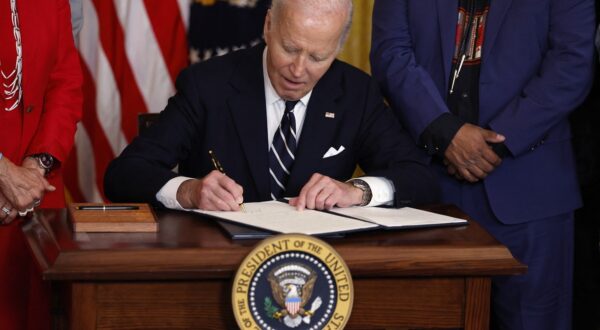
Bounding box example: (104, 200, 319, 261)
(22, 205, 525, 330)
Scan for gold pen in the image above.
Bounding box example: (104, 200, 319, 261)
(208, 150, 245, 212)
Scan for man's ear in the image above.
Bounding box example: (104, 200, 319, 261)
(263, 9, 272, 40)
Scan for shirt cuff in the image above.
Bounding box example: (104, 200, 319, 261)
(156, 176, 195, 210)
(358, 176, 395, 207)
(419, 113, 465, 156)
(490, 142, 511, 158)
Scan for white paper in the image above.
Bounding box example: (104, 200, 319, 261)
(330, 206, 467, 228)
(193, 201, 378, 235)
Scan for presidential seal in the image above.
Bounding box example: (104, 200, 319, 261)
(232, 234, 353, 330)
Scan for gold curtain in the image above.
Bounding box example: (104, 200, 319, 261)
(337, 1, 375, 177)
(337, 0, 374, 74)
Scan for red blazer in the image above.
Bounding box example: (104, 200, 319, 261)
(18, 0, 83, 208)
(0, 1, 81, 329)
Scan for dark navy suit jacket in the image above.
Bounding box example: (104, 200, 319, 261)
(371, 0, 595, 223)
(105, 45, 439, 207)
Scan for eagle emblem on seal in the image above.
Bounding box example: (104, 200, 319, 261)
(265, 263, 323, 328)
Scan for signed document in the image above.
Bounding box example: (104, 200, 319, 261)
(194, 201, 378, 236)
(193, 201, 467, 236)
(330, 206, 467, 228)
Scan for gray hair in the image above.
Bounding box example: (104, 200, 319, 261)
(269, 0, 354, 49)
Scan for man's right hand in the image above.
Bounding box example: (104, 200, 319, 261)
(444, 123, 505, 182)
(0, 157, 55, 211)
(176, 170, 244, 211)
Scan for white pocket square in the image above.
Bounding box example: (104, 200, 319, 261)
(322, 146, 345, 159)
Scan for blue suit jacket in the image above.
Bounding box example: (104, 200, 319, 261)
(371, 0, 595, 224)
(105, 45, 439, 207)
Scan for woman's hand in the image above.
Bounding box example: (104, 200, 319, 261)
(0, 157, 55, 212)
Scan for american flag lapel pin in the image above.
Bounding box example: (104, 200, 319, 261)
(325, 112, 335, 119)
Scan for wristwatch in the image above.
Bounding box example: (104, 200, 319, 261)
(349, 179, 372, 206)
(29, 153, 55, 176)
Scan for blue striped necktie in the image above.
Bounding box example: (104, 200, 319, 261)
(269, 100, 299, 199)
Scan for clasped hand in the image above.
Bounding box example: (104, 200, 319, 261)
(444, 123, 505, 182)
(177, 171, 363, 211)
(0, 157, 55, 223)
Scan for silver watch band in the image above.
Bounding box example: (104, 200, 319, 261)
(349, 179, 372, 206)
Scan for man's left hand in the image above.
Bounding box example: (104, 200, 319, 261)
(289, 173, 363, 210)
(444, 123, 504, 182)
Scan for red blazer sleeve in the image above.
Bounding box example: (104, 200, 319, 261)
(26, 0, 83, 162)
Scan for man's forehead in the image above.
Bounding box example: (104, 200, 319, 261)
(280, 37, 336, 59)
(273, 11, 344, 47)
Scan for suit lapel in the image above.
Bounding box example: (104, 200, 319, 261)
(483, 0, 513, 59)
(437, 0, 457, 89)
(228, 46, 271, 200)
(286, 67, 343, 194)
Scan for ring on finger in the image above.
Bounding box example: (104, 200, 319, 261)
(1, 206, 11, 215)
(33, 199, 41, 207)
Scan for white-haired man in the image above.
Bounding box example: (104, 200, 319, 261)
(105, 0, 439, 212)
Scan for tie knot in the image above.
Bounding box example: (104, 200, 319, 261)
(284, 100, 299, 113)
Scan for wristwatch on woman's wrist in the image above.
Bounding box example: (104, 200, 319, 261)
(28, 153, 55, 176)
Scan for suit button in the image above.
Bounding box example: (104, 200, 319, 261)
(26, 105, 33, 113)
(461, 92, 469, 98)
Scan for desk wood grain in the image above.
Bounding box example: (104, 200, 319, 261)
(23, 205, 525, 329)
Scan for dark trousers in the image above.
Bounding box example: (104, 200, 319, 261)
(441, 182, 574, 330)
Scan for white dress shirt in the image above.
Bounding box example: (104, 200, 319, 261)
(156, 48, 395, 210)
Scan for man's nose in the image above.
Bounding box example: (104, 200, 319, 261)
(290, 55, 306, 77)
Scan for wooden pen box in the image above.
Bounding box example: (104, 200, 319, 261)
(68, 203, 158, 233)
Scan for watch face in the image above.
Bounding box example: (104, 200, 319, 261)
(35, 153, 54, 170)
(351, 179, 372, 206)
(40, 154, 53, 168)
